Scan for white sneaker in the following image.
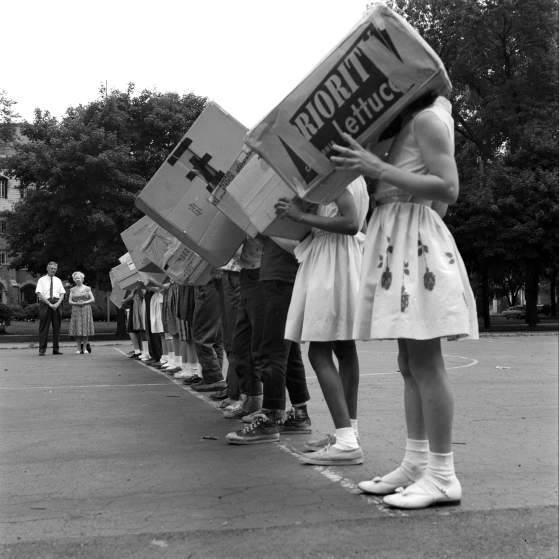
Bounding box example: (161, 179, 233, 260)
(173, 370, 191, 379)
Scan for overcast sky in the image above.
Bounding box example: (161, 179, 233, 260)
(4, 0, 373, 128)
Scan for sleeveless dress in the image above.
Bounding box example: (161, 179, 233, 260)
(285, 177, 369, 342)
(353, 97, 479, 341)
(150, 290, 164, 334)
(68, 287, 95, 337)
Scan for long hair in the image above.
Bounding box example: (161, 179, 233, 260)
(379, 92, 440, 141)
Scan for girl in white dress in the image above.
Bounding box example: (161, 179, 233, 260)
(331, 93, 478, 509)
(275, 177, 369, 466)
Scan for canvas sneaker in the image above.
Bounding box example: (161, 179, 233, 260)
(303, 434, 337, 452)
(241, 410, 264, 423)
(297, 444, 364, 466)
(280, 408, 312, 434)
(226, 414, 280, 445)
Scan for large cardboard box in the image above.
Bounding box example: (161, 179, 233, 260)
(245, 3, 451, 203)
(120, 217, 163, 273)
(210, 148, 312, 240)
(136, 102, 247, 267)
(140, 226, 214, 286)
(109, 267, 127, 308)
(111, 262, 141, 291)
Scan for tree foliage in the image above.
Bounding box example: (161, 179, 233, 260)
(4, 86, 206, 288)
(0, 90, 19, 142)
(396, 0, 559, 323)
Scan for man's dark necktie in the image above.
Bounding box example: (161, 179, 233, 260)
(49, 276, 53, 300)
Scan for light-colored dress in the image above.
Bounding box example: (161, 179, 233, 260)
(150, 291, 164, 334)
(68, 286, 95, 337)
(353, 97, 479, 341)
(285, 177, 369, 343)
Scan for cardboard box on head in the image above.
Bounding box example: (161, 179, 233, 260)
(112, 261, 141, 291)
(210, 147, 312, 241)
(140, 226, 214, 286)
(245, 2, 452, 204)
(109, 267, 127, 308)
(120, 217, 168, 285)
(135, 102, 247, 267)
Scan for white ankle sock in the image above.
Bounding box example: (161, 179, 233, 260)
(400, 438, 429, 479)
(425, 451, 456, 484)
(333, 427, 359, 450)
(376, 439, 428, 486)
(350, 419, 359, 439)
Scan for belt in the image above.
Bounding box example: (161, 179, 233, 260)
(375, 194, 431, 207)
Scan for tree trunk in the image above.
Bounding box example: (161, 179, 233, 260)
(481, 263, 491, 330)
(550, 266, 557, 318)
(525, 261, 539, 327)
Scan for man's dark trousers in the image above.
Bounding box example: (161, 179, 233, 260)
(38, 303, 61, 354)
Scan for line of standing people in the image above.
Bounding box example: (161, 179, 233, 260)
(121, 90, 478, 510)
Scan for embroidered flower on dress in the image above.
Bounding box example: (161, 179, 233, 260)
(424, 268, 436, 290)
(381, 268, 392, 289)
(401, 285, 410, 312)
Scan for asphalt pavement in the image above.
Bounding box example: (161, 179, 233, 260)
(0, 333, 557, 558)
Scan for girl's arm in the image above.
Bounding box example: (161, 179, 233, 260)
(269, 237, 298, 255)
(68, 289, 76, 305)
(331, 114, 459, 204)
(275, 189, 360, 235)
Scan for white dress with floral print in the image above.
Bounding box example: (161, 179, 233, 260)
(353, 98, 479, 341)
(285, 178, 369, 343)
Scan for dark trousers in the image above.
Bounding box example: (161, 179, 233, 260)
(38, 304, 61, 353)
(222, 271, 241, 397)
(193, 279, 224, 384)
(231, 268, 265, 397)
(260, 280, 309, 411)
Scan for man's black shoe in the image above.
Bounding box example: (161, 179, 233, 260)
(39, 352, 45, 356)
(53, 351, 63, 355)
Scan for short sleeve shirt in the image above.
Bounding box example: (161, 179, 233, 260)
(35, 274, 66, 299)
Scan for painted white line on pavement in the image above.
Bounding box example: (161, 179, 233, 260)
(111, 347, 461, 517)
(0, 383, 169, 390)
(278, 442, 408, 517)
(112, 347, 224, 409)
(358, 354, 478, 378)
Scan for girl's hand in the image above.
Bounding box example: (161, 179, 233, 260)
(330, 133, 386, 179)
(274, 197, 305, 222)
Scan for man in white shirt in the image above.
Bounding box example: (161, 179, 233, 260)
(35, 261, 66, 356)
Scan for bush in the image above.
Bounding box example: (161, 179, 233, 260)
(7, 304, 25, 321)
(22, 303, 40, 321)
(0, 303, 13, 328)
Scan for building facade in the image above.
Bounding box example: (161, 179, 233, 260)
(0, 127, 37, 305)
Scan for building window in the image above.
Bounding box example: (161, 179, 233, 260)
(0, 220, 5, 233)
(0, 251, 7, 265)
(0, 177, 7, 199)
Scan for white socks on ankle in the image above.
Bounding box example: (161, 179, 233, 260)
(377, 439, 428, 486)
(333, 427, 360, 450)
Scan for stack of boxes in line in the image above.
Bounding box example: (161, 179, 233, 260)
(112, 3, 451, 293)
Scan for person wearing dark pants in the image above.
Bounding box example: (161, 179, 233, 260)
(35, 261, 66, 356)
(219, 260, 242, 399)
(188, 274, 226, 392)
(226, 237, 311, 444)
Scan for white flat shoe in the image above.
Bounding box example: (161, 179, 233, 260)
(359, 475, 413, 495)
(383, 476, 462, 509)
